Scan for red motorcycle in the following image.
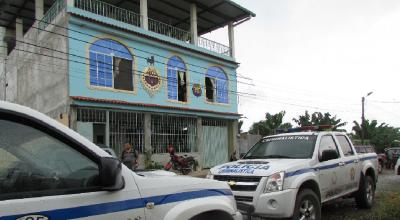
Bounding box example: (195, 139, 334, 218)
(164, 145, 197, 175)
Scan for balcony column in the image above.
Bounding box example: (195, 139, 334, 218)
(190, 3, 198, 45)
(196, 117, 203, 169)
(35, 0, 44, 21)
(140, 0, 148, 30)
(144, 112, 152, 154)
(15, 18, 23, 54)
(228, 22, 235, 58)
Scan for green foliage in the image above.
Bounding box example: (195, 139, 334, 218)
(249, 111, 292, 136)
(143, 149, 164, 169)
(293, 111, 347, 131)
(238, 120, 243, 133)
(352, 120, 400, 152)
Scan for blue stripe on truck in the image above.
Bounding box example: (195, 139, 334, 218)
(286, 155, 377, 178)
(0, 189, 233, 220)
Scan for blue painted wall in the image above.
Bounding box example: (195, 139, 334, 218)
(68, 16, 238, 115)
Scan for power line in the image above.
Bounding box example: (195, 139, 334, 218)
(8, 17, 364, 106)
(10, 16, 254, 83)
(0, 44, 255, 97)
(2, 43, 364, 114)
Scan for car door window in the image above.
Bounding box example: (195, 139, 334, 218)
(0, 119, 100, 201)
(336, 135, 354, 156)
(319, 135, 340, 160)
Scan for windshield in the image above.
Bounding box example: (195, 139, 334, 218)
(244, 135, 317, 159)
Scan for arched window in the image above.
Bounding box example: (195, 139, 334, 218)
(89, 39, 134, 91)
(167, 56, 187, 102)
(205, 67, 228, 104)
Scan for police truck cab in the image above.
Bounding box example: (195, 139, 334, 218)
(0, 101, 241, 220)
(207, 126, 378, 220)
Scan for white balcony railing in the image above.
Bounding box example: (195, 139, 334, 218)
(74, 0, 141, 27)
(38, 0, 66, 31)
(148, 18, 191, 43)
(198, 37, 231, 56)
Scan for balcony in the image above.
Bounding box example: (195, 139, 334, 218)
(38, 0, 231, 57)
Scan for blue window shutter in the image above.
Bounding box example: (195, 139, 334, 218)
(167, 56, 186, 100)
(89, 52, 98, 86)
(167, 68, 178, 100)
(89, 39, 133, 89)
(104, 55, 113, 88)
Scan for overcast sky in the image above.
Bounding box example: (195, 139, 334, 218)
(205, 0, 400, 132)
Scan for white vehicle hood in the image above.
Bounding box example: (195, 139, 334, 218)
(135, 174, 232, 199)
(136, 169, 177, 177)
(210, 159, 312, 176)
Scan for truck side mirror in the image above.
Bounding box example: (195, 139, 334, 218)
(320, 149, 339, 162)
(100, 157, 125, 191)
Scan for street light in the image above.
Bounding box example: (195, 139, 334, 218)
(361, 91, 373, 144)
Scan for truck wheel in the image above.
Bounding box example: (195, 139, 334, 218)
(291, 189, 321, 220)
(355, 175, 375, 209)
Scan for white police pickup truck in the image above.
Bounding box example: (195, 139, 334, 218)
(0, 101, 241, 220)
(207, 127, 378, 220)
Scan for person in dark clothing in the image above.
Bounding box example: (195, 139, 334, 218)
(121, 143, 138, 170)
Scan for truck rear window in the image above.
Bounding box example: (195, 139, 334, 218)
(244, 135, 317, 159)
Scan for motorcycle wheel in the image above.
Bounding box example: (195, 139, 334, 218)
(181, 159, 196, 175)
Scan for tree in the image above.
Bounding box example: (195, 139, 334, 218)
(352, 120, 400, 152)
(238, 120, 243, 133)
(293, 111, 347, 131)
(249, 111, 293, 136)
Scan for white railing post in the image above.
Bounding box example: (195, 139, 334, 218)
(35, 0, 44, 21)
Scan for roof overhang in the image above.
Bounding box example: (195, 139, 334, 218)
(0, 0, 255, 34)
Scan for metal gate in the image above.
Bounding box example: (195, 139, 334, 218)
(202, 119, 229, 168)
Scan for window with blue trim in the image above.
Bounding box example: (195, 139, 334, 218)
(205, 67, 228, 104)
(89, 39, 134, 91)
(167, 56, 187, 102)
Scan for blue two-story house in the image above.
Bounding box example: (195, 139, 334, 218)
(1, 0, 255, 168)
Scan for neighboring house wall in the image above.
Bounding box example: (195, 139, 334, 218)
(238, 133, 262, 155)
(5, 13, 69, 120)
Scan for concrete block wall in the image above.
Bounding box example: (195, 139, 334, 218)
(5, 12, 70, 119)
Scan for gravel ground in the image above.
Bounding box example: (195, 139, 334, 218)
(321, 169, 400, 220)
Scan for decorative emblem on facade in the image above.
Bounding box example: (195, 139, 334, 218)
(141, 66, 162, 96)
(192, 83, 202, 97)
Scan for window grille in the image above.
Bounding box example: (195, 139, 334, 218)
(77, 108, 106, 123)
(109, 111, 144, 156)
(151, 114, 197, 154)
(202, 118, 228, 127)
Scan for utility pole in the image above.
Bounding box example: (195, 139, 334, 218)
(361, 91, 373, 145)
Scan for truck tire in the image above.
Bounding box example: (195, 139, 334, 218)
(355, 175, 375, 209)
(291, 189, 321, 220)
